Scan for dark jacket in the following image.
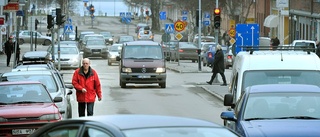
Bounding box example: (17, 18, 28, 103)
(72, 66, 102, 103)
(316, 44, 320, 58)
(212, 49, 225, 73)
(4, 40, 14, 55)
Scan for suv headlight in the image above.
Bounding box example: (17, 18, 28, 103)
(156, 68, 165, 73)
(122, 68, 132, 73)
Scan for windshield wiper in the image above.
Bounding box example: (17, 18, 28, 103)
(125, 57, 139, 59)
(275, 116, 319, 119)
(0, 102, 8, 105)
(11, 101, 45, 104)
(245, 118, 269, 121)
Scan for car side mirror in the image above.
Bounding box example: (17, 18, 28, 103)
(116, 56, 121, 61)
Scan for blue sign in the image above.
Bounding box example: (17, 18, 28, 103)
(64, 24, 73, 34)
(16, 10, 24, 16)
(165, 23, 174, 34)
(203, 21, 210, 26)
(120, 12, 125, 17)
(83, 0, 89, 2)
(126, 12, 131, 17)
(160, 11, 166, 20)
(182, 16, 187, 21)
(204, 12, 210, 18)
(68, 18, 72, 24)
(182, 10, 188, 15)
(235, 24, 260, 54)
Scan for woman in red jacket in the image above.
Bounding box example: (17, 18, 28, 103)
(72, 58, 102, 117)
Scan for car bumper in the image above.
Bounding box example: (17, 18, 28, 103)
(120, 73, 166, 84)
(84, 51, 108, 58)
(0, 121, 60, 136)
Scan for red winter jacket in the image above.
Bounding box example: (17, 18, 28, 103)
(72, 67, 102, 103)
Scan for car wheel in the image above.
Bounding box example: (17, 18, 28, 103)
(19, 39, 24, 45)
(159, 82, 166, 88)
(120, 80, 126, 88)
(44, 39, 51, 46)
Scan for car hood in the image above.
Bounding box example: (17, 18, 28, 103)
(54, 54, 79, 59)
(123, 59, 165, 68)
(241, 120, 320, 136)
(86, 45, 107, 49)
(108, 51, 119, 56)
(0, 103, 58, 118)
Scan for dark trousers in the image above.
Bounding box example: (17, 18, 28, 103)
(78, 102, 94, 117)
(6, 54, 11, 66)
(209, 72, 227, 84)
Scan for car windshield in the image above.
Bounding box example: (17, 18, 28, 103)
(101, 32, 112, 37)
(0, 84, 52, 104)
(86, 40, 105, 45)
(122, 127, 238, 137)
(242, 70, 320, 92)
(2, 75, 58, 93)
(109, 46, 120, 52)
(54, 47, 78, 54)
(244, 92, 320, 120)
(124, 45, 163, 59)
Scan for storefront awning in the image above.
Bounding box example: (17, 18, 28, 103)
(264, 15, 279, 28)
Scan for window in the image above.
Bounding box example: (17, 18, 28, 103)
(39, 126, 79, 137)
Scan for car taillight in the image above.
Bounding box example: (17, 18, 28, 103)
(179, 49, 183, 52)
(208, 52, 212, 58)
(227, 55, 232, 59)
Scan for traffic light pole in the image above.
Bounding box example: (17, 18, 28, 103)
(197, 0, 202, 72)
(57, 25, 61, 71)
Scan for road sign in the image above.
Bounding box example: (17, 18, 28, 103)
(174, 20, 185, 32)
(120, 12, 125, 17)
(160, 11, 166, 20)
(175, 33, 183, 41)
(64, 24, 73, 34)
(228, 28, 236, 38)
(203, 12, 210, 26)
(126, 12, 131, 18)
(165, 23, 174, 34)
(204, 12, 210, 18)
(182, 16, 187, 21)
(229, 37, 236, 45)
(16, 10, 24, 16)
(182, 10, 188, 15)
(203, 21, 210, 26)
(162, 33, 171, 42)
(235, 24, 260, 54)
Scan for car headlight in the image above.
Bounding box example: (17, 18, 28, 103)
(109, 38, 113, 41)
(40, 114, 61, 120)
(156, 68, 165, 73)
(122, 68, 132, 73)
(71, 57, 78, 62)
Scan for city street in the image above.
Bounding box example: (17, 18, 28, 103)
(0, 16, 232, 125)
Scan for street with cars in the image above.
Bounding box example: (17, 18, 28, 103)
(1, 9, 320, 137)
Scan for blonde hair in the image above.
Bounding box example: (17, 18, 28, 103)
(216, 44, 222, 51)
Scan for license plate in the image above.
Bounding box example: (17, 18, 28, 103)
(12, 129, 36, 135)
(93, 52, 100, 54)
(138, 75, 151, 78)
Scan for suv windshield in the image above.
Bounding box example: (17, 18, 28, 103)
(123, 45, 163, 59)
(242, 70, 320, 92)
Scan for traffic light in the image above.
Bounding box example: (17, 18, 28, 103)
(47, 15, 53, 29)
(56, 8, 66, 25)
(213, 8, 221, 29)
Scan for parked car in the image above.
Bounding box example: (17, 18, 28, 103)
(107, 44, 121, 65)
(100, 31, 114, 45)
(0, 70, 73, 119)
(202, 43, 227, 66)
(60, 40, 79, 49)
(0, 81, 63, 137)
(221, 84, 320, 136)
(135, 22, 149, 33)
(169, 42, 199, 62)
(224, 45, 234, 69)
(83, 39, 108, 59)
(30, 114, 240, 137)
(116, 35, 135, 44)
(20, 51, 52, 66)
(47, 44, 83, 69)
(137, 30, 154, 41)
(15, 30, 52, 45)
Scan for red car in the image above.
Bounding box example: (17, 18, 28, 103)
(0, 81, 63, 137)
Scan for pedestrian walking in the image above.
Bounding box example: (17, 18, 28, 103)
(206, 44, 227, 86)
(4, 37, 14, 67)
(271, 37, 280, 50)
(72, 58, 102, 117)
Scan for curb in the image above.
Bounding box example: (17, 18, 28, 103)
(200, 86, 224, 101)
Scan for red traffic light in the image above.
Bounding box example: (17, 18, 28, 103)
(214, 8, 221, 15)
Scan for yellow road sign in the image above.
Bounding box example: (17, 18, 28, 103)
(228, 28, 236, 38)
(229, 37, 236, 45)
(174, 20, 185, 32)
(175, 33, 183, 41)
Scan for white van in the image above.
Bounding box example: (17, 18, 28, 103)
(228, 50, 320, 105)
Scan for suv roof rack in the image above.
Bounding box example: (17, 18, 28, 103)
(239, 46, 314, 55)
